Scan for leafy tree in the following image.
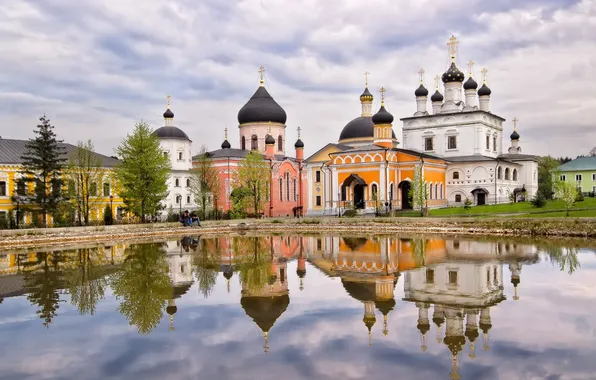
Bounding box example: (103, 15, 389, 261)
(537, 156, 561, 200)
(67, 248, 109, 316)
(114, 122, 171, 222)
(18, 115, 67, 227)
(189, 145, 220, 219)
(555, 178, 577, 217)
(24, 252, 65, 327)
(408, 164, 427, 217)
(67, 140, 102, 225)
(543, 246, 581, 275)
(235, 151, 269, 216)
(110, 243, 172, 334)
(103, 205, 113, 225)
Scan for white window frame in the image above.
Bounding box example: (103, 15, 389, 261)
(576, 174, 582, 181)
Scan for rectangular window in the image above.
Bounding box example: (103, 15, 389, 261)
(448, 271, 458, 285)
(178, 152, 183, 161)
(424, 137, 434, 151)
(316, 238, 322, 251)
(0, 181, 6, 196)
(560, 175, 566, 181)
(425, 269, 434, 284)
(103, 183, 110, 197)
(315, 170, 321, 183)
(486, 135, 490, 150)
(576, 174, 582, 181)
(89, 183, 98, 196)
(316, 195, 321, 206)
(493, 136, 497, 151)
(448, 136, 457, 150)
(592, 174, 596, 181)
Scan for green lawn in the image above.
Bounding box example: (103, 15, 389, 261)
(428, 198, 596, 217)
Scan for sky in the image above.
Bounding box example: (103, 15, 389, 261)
(1, 0, 595, 159)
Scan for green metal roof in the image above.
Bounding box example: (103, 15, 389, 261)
(558, 157, 596, 172)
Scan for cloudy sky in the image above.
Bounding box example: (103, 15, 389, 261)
(1, 0, 595, 158)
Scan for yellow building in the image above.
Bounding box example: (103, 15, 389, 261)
(305, 86, 448, 215)
(0, 138, 125, 227)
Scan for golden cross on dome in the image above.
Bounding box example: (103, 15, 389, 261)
(481, 67, 488, 83)
(379, 86, 386, 104)
(467, 60, 475, 75)
(434, 74, 440, 89)
(447, 35, 459, 61)
(166, 94, 171, 108)
(224, 127, 228, 140)
(267, 121, 271, 134)
(418, 68, 425, 84)
(258, 66, 265, 85)
(363, 71, 370, 87)
(297, 126, 301, 138)
(513, 117, 519, 131)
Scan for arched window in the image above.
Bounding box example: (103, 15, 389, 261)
(279, 178, 283, 200)
(371, 184, 378, 199)
(513, 169, 518, 181)
(440, 183, 443, 199)
(285, 172, 290, 201)
(497, 166, 502, 180)
(251, 135, 258, 150)
(434, 183, 438, 200)
(505, 168, 510, 180)
(453, 171, 459, 180)
(186, 179, 190, 187)
(241, 136, 246, 150)
(186, 196, 191, 204)
(389, 183, 394, 200)
(175, 179, 180, 187)
(429, 184, 433, 200)
(455, 194, 462, 203)
(293, 179, 297, 201)
(278, 135, 283, 152)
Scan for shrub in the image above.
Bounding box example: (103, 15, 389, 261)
(342, 209, 358, 218)
(103, 205, 113, 225)
(531, 192, 546, 208)
(576, 190, 585, 202)
(271, 219, 283, 224)
(463, 198, 473, 210)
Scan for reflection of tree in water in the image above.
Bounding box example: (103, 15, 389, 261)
(235, 237, 271, 294)
(192, 237, 220, 299)
(66, 248, 110, 316)
(541, 244, 581, 275)
(23, 252, 66, 328)
(110, 243, 172, 334)
(412, 238, 427, 267)
(342, 237, 368, 252)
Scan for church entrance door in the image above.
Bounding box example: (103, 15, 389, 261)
(477, 192, 486, 205)
(399, 181, 412, 210)
(472, 188, 489, 206)
(354, 185, 365, 209)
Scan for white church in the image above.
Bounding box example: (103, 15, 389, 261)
(400, 35, 538, 205)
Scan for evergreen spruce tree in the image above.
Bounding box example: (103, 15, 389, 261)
(114, 122, 171, 222)
(18, 115, 67, 227)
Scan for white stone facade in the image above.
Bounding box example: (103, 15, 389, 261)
(158, 135, 196, 216)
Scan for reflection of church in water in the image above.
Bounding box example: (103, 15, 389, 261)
(165, 234, 538, 378)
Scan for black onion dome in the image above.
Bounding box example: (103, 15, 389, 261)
(465, 326, 480, 342)
(294, 138, 304, 148)
(153, 126, 190, 141)
(511, 276, 520, 286)
(375, 298, 396, 316)
(237, 86, 287, 124)
(297, 269, 306, 278)
(372, 105, 394, 124)
(240, 295, 290, 332)
(430, 90, 444, 102)
(444, 335, 467, 356)
(415, 84, 429, 97)
(221, 139, 231, 149)
(166, 305, 177, 315)
(417, 322, 431, 335)
(172, 284, 192, 299)
(265, 134, 275, 145)
(339, 116, 397, 141)
(478, 84, 492, 96)
(510, 130, 520, 141)
(433, 315, 445, 327)
(463, 76, 478, 90)
(163, 108, 174, 119)
(442, 62, 465, 83)
(479, 321, 492, 334)
(342, 279, 376, 302)
(360, 87, 374, 102)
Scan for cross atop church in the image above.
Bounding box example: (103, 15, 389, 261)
(297, 126, 301, 138)
(259, 65, 265, 85)
(224, 127, 228, 140)
(379, 86, 386, 103)
(267, 121, 271, 134)
(363, 71, 370, 87)
(481, 67, 488, 83)
(166, 94, 171, 108)
(434, 74, 440, 89)
(447, 35, 459, 60)
(513, 117, 519, 131)
(418, 68, 425, 84)
(467, 60, 475, 75)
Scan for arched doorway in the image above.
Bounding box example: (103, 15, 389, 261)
(398, 181, 412, 210)
(471, 188, 489, 206)
(342, 174, 367, 209)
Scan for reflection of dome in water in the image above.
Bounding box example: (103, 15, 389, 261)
(444, 335, 467, 356)
(342, 237, 369, 252)
(375, 298, 396, 316)
(341, 279, 376, 302)
(172, 283, 192, 299)
(240, 294, 290, 333)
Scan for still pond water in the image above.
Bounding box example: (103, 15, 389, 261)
(0, 234, 595, 380)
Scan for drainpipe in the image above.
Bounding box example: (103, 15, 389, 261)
(384, 148, 389, 214)
(269, 158, 273, 217)
(495, 159, 499, 204)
